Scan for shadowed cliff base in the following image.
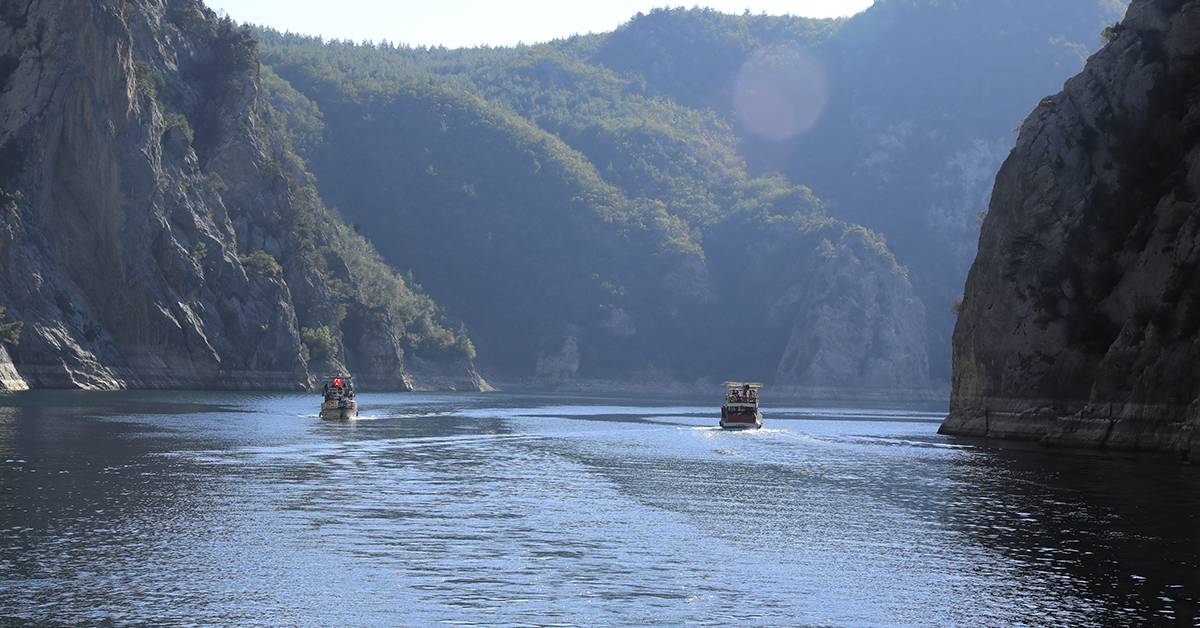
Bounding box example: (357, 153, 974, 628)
(487, 374, 948, 402)
(774, 384, 949, 402)
(942, 0, 1200, 459)
(405, 356, 495, 392)
(942, 400, 1199, 461)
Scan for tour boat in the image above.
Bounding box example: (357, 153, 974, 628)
(319, 375, 358, 420)
(720, 381, 762, 429)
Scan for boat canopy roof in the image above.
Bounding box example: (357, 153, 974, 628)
(723, 381, 763, 388)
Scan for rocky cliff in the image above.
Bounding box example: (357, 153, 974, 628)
(0, 0, 484, 391)
(941, 0, 1200, 458)
(702, 206, 939, 400)
(771, 227, 938, 400)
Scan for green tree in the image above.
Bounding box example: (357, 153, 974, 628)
(301, 325, 338, 361)
(0, 306, 22, 346)
(239, 250, 282, 276)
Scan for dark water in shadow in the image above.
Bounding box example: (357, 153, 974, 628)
(0, 390, 1196, 626)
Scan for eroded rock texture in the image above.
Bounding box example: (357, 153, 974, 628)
(771, 228, 938, 400)
(942, 0, 1200, 458)
(0, 0, 480, 391)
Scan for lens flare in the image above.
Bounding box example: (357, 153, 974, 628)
(734, 47, 829, 141)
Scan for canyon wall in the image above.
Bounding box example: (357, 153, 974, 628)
(942, 0, 1200, 458)
(0, 0, 482, 391)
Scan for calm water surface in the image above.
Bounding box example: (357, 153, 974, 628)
(1, 390, 1197, 627)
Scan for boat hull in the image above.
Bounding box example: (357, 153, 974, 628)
(319, 400, 359, 420)
(720, 405, 762, 429)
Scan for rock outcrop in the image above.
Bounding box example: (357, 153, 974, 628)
(772, 228, 940, 401)
(535, 333, 580, 383)
(941, 0, 1200, 458)
(769, 227, 940, 400)
(0, 0, 483, 391)
(705, 206, 938, 400)
(407, 355, 496, 392)
(0, 343, 25, 390)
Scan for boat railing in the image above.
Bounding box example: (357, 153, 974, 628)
(322, 376, 355, 401)
(725, 390, 759, 404)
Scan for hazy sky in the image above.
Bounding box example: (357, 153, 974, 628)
(205, 1, 876, 49)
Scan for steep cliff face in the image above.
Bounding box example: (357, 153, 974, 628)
(702, 208, 938, 399)
(771, 228, 937, 399)
(942, 0, 1200, 458)
(0, 0, 481, 391)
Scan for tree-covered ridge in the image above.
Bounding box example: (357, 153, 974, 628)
(783, 0, 1126, 379)
(254, 27, 898, 381)
(246, 0, 1124, 386)
(461, 48, 748, 230)
(256, 29, 748, 231)
(592, 6, 844, 111)
(280, 182, 475, 361)
(257, 33, 722, 372)
(245, 89, 472, 361)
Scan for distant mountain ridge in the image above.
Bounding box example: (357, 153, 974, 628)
(251, 0, 1121, 394)
(256, 21, 940, 397)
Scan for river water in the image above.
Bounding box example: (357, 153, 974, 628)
(0, 390, 1196, 627)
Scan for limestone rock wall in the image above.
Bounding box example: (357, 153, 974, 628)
(0, 344, 25, 390)
(942, 0, 1200, 458)
(0, 0, 475, 391)
(770, 228, 940, 400)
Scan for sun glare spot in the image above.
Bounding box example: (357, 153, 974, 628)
(734, 47, 829, 141)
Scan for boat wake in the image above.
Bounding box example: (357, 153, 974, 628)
(299, 413, 381, 420)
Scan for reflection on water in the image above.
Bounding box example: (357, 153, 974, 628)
(0, 390, 1196, 626)
(944, 442, 1200, 625)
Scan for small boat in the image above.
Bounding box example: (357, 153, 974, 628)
(720, 381, 762, 429)
(319, 375, 358, 420)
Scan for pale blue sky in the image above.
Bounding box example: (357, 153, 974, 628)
(206, 1, 876, 48)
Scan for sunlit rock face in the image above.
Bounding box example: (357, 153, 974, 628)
(770, 228, 941, 400)
(0, 0, 434, 390)
(0, 345, 25, 391)
(942, 0, 1200, 458)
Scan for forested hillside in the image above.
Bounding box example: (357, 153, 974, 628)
(780, 0, 1127, 379)
(249, 0, 1124, 392)
(595, 0, 1124, 378)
